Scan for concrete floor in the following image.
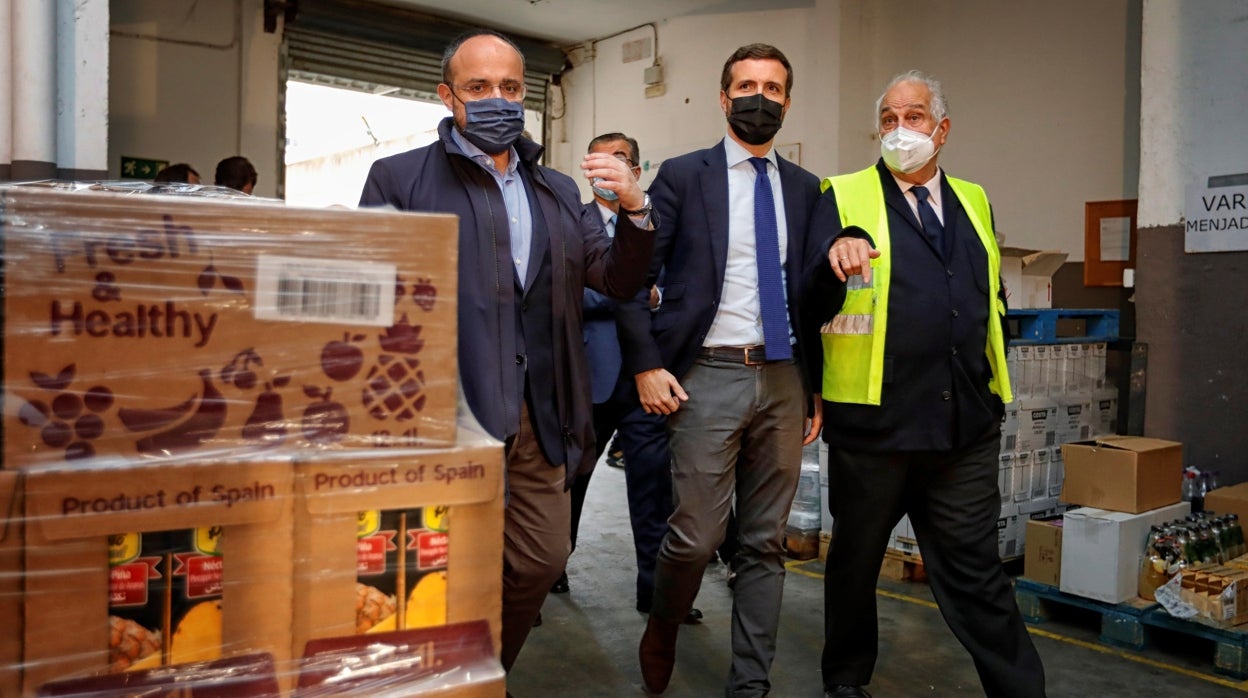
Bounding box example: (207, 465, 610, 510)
(507, 460, 1248, 697)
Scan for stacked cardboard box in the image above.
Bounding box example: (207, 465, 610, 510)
(1057, 437, 1186, 603)
(1, 186, 505, 696)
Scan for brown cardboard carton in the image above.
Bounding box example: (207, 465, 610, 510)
(0, 471, 21, 695)
(21, 460, 294, 694)
(292, 426, 504, 660)
(1060, 436, 1183, 513)
(1023, 518, 1063, 587)
(1206, 482, 1248, 521)
(2, 186, 459, 468)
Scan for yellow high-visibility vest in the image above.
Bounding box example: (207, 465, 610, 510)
(819, 166, 1012, 405)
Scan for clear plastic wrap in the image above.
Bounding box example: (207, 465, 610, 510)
(1, 184, 505, 696)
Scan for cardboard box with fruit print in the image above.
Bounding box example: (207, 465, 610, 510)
(20, 459, 294, 694)
(0, 471, 21, 696)
(1, 185, 458, 468)
(291, 424, 504, 663)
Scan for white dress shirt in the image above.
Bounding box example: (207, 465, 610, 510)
(704, 136, 792, 348)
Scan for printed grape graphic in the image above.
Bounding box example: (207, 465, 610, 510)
(363, 314, 427, 422)
(18, 364, 115, 460)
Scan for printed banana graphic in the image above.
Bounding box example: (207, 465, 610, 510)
(117, 392, 198, 432)
(135, 370, 227, 456)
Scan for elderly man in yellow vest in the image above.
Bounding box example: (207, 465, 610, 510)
(806, 70, 1045, 698)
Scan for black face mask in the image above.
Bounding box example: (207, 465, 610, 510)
(727, 94, 785, 146)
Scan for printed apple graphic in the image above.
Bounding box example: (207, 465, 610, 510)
(321, 333, 366, 382)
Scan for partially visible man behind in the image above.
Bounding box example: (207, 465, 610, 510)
(617, 43, 823, 697)
(807, 70, 1045, 698)
(559, 132, 703, 625)
(358, 30, 655, 674)
(214, 155, 256, 194)
(153, 163, 200, 184)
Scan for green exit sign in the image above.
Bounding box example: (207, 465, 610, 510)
(120, 156, 169, 180)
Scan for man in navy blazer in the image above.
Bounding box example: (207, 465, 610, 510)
(617, 44, 823, 697)
(560, 133, 704, 625)
(358, 31, 655, 674)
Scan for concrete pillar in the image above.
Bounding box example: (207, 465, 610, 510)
(56, 0, 110, 179)
(11, 0, 58, 180)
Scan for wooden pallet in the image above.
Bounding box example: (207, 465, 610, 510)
(1007, 308, 1120, 345)
(880, 549, 926, 583)
(1015, 578, 1248, 678)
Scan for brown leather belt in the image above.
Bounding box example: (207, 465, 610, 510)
(699, 345, 776, 365)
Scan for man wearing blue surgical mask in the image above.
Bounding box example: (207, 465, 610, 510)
(359, 30, 656, 677)
(805, 70, 1044, 698)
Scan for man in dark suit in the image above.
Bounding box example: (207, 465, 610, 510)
(558, 133, 704, 624)
(807, 70, 1045, 698)
(358, 30, 655, 673)
(617, 43, 823, 697)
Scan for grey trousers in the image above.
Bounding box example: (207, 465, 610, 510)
(651, 356, 805, 697)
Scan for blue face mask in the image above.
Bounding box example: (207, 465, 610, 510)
(591, 179, 619, 201)
(458, 97, 526, 155)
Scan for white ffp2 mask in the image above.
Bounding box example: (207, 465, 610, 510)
(880, 125, 940, 174)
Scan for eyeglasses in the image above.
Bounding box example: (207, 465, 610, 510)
(452, 80, 527, 101)
(611, 153, 637, 167)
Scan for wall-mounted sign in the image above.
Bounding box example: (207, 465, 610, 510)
(120, 156, 168, 180)
(1185, 177, 1248, 253)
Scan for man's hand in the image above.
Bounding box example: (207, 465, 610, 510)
(648, 285, 661, 310)
(803, 394, 823, 446)
(828, 237, 881, 283)
(581, 152, 644, 211)
(635, 368, 688, 415)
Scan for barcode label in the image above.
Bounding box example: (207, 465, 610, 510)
(254, 255, 397, 326)
(1045, 432, 1057, 447)
(1004, 434, 1016, 450)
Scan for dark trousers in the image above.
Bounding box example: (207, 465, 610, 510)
(821, 428, 1046, 697)
(569, 378, 678, 612)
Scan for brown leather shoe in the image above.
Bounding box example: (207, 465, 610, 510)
(639, 615, 679, 694)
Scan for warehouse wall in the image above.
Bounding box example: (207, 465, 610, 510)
(1135, 0, 1248, 482)
(108, 0, 281, 197)
(554, 0, 1141, 261)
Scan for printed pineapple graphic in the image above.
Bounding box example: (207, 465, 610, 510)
(108, 616, 161, 672)
(363, 314, 427, 422)
(356, 582, 397, 633)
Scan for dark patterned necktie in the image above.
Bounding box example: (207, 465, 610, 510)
(911, 185, 945, 254)
(749, 157, 791, 361)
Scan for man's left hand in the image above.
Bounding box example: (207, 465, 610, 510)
(581, 153, 644, 211)
(803, 394, 823, 446)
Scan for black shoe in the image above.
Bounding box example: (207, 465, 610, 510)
(550, 571, 570, 594)
(532, 611, 542, 627)
(635, 603, 702, 625)
(825, 686, 871, 698)
(606, 448, 625, 469)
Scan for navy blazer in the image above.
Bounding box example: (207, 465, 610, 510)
(805, 160, 1004, 452)
(616, 139, 823, 396)
(582, 201, 624, 404)
(359, 119, 654, 477)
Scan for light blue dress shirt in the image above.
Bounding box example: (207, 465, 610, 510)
(450, 126, 534, 284)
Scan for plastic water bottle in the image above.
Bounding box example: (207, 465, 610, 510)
(787, 444, 822, 532)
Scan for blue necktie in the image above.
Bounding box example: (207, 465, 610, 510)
(911, 185, 945, 255)
(749, 157, 791, 361)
